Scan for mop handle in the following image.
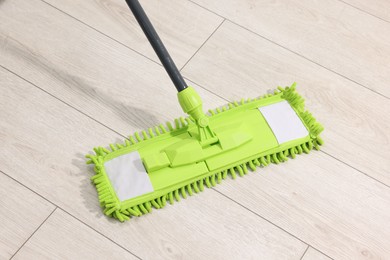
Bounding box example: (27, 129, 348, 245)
(125, 0, 188, 92)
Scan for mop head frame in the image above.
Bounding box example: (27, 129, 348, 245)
(86, 83, 324, 222)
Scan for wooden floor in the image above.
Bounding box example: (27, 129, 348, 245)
(1, 0, 389, 259)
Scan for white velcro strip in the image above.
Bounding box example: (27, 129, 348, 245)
(259, 101, 309, 144)
(104, 151, 154, 202)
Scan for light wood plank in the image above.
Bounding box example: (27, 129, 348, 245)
(13, 209, 138, 260)
(191, 0, 390, 97)
(0, 172, 54, 259)
(0, 0, 226, 137)
(302, 247, 332, 260)
(215, 152, 390, 259)
(341, 0, 390, 22)
(182, 21, 390, 186)
(0, 66, 307, 258)
(43, 0, 223, 68)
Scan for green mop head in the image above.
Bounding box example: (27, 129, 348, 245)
(86, 83, 323, 222)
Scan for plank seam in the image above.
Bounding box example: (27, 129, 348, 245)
(180, 18, 226, 71)
(9, 207, 57, 259)
(40, 0, 390, 100)
(299, 245, 310, 260)
(0, 170, 142, 260)
(186, 0, 390, 100)
(336, 0, 390, 24)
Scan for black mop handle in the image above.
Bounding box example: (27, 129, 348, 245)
(125, 0, 188, 92)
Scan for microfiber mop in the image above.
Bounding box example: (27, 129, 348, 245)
(86, 0, 324, 222)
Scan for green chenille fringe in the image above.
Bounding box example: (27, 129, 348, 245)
(86, 83, 324, 222)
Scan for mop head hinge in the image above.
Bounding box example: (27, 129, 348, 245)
(178, 86, 219, 146)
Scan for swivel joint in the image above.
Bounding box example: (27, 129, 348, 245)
(178, 87, 218, 146)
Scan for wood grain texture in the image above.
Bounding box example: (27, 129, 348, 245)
(0, 67, 306, 258)
(341, 0, 390, 22)
(0, 0, 226, 138)
(302, 247, 332, 260)
(215, 152, 390, 259)
(182, 21, 390, 186)
(13, 209, 138, 260)
(2, 0, 390, 259)
(0, 172, 54, 259)
(191, 0, 390, 97)
(43, 0, 223, 68)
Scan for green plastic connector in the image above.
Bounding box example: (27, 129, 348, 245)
(178, 87, 218, 146)
(178, 87, 204, 122)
